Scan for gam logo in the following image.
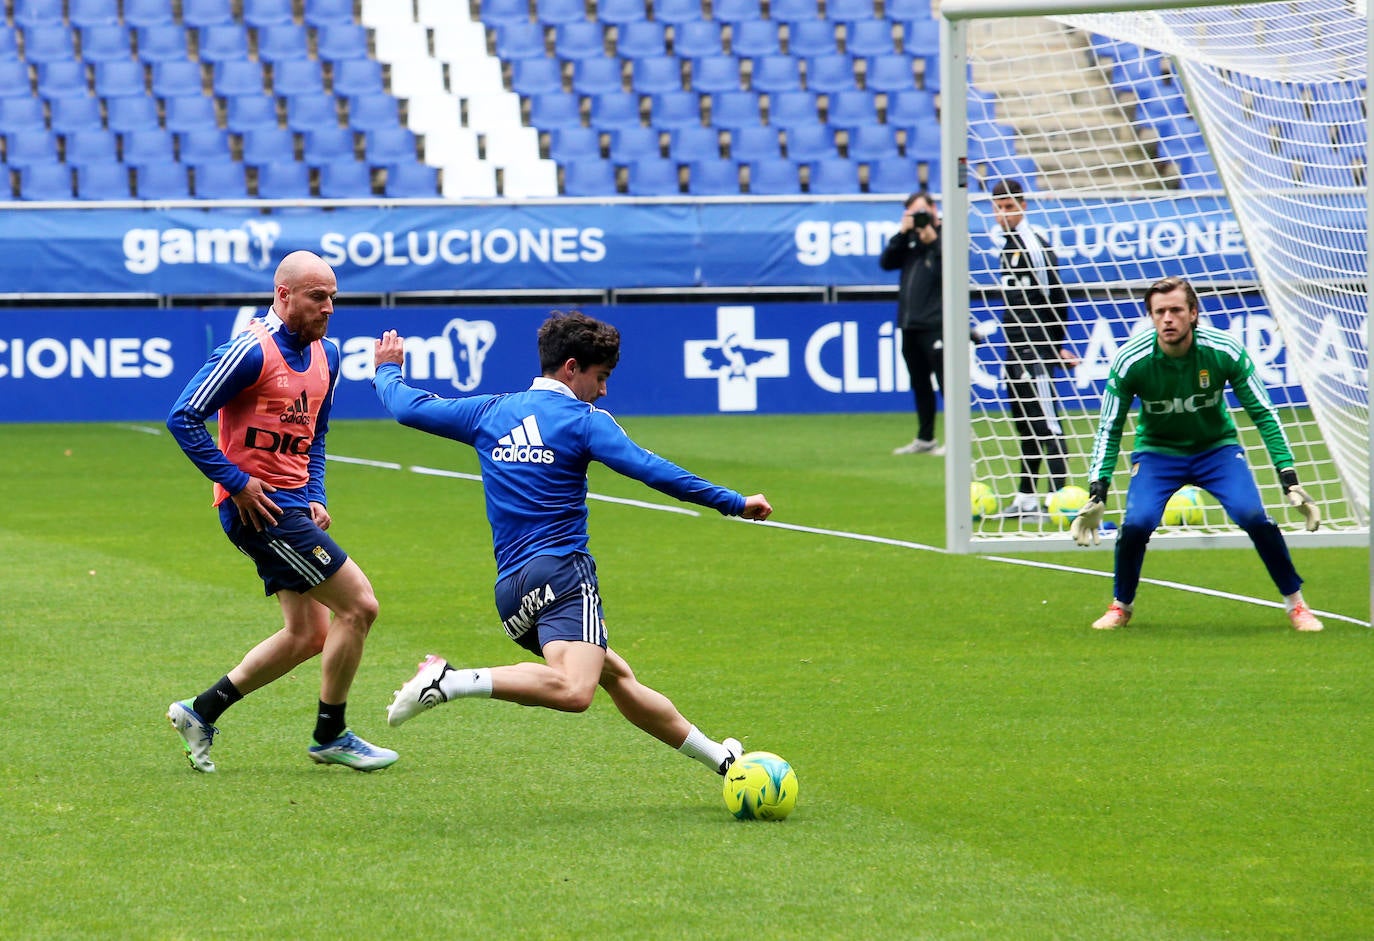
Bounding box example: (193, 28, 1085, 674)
(123, 220, 281, 274)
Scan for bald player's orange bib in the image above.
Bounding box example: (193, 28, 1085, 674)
(213, 319, 330, 506)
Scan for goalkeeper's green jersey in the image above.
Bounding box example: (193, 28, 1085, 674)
(1086, 325, 1295, 481)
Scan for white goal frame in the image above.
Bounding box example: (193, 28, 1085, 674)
(938, 0, 1371, 582)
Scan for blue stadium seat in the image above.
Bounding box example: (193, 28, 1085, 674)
(164, 95, 220, 134)
(547, 126, 602, 162)
(69, 0, 122, 28)
(5, 131, 58, 169)
(13, 0, 65, 28)
(79, 25, 134, 62)
(317, 159, 373, 197)
(608, 125, 662, 162)
(685, 158, 739, 194)
(242, 0, 295, 28)
(303, 126, 357, 164)
(75, 162, 132, 199)
(589, 90, 645, 132)
(124, 0, 177, 29)
(241, 126, 296, 165)
(384, 162, 439, 197)
(804, 54, 857, 93)
(317, 24, 372, 63)
(865, 53, 916, 94)
(785, 20, 837, 57)
(285, 94, 341, 133)
(536, 0, 586, 27)
(650, 90, 703, 130)
(768, 90, 818, 130)
(846, 20, 895, 59)
(824, 0, 875, 22)
(182, 0, 235, 28)
(866, 155, 919, 193)
(273, 60, 325, 97)
(729, 125, 780, 162)
(730, 21, 780, 58)
(152, 61, 204, 99)
(37, 62, 92, 99)
(598, 0, 649, 27)
(122, 128, 176, 165)
(846, 124, 898, 161)
(625, 157, 680, 195)
(93, 60, 146, 98)
(480, 0, 535, 28)
(887, 89, 936, 127)
(136, 163, 190, 198)
(887, 0, 932, 19)
(332, 59, 386, 97)
(495, 22, 547, 59)
(750, 55, 802, 94)
(225, 94, 281, 133)
(19, 163, 74, 200)
(617, 21, 667, 58)
(178, 127, 230, 162)
(0, 59, 28, 98)
(826, 89, 878, 131)
(107, 95, 160, 134)
(653, 0, 704, 25)
(562, 157, 619, 195)
(975, 153, 1039, 191)
(0, 98, 47, 135)
(898, 120, 939, 160)
(191, 159, 248, 198)
(214, 61, 267, 97)
(901, 19, 939, 56)
(554, 21, 605, 60)
(690, 56, 742, 95)
(303, 0, 357, 27)
(65, 129, 120, 163)
(631, 57, 683, 96)
(807, 155, 860, 193)
(708, 91, 761, 132)
(22, 25, 77, 64)
(364, 126, 418, 165)
(713, 0, 762, 25)
(528, 91, 585, 131)
(512, 57, 564, 96)
(782, 123, 835, 161)
(746, 158, 798, 194)
(257, 160, 313, 198)
(668, 125, 721, 161)
(671, 21, 723, 59)
(348, 93, 402, 131)
(49, 97, 105, 134)
(135, 24, 188, 63)
(772, 0, 819, 21)
(196, 25, 250, 64)
(572, 58, 626, 97)
(257, 24, 312, 64)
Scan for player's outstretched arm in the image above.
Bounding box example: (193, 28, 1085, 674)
(739, 494, 772, 521)
(1278, 468, 1321, 532)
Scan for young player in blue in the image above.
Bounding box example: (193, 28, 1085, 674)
(1070, 276, 1324, 632)
(373, 311, 773, 780)
(165, 251, 397, 773)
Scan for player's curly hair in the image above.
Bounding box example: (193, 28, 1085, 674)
(538, 310, 621, 374)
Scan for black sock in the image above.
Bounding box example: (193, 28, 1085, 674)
(193, 676, 243, 725)
(314, 700, 346, 745)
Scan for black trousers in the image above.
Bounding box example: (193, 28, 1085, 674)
(901, 327, 943, 442)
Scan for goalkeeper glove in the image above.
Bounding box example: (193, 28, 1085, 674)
(1070, 479, 1109, 546)
(1279, 468, 1321, 532)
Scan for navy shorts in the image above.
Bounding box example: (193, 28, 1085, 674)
(495, 552, 607, 657)
(226, 507, 348, 596)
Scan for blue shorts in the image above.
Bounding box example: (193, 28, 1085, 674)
(495, 552, 607, 657)
(1124, 444, 1270, 531)
(226, 507, 348, 596)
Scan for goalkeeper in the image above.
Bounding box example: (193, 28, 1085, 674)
(1070, 276, 1323, 632)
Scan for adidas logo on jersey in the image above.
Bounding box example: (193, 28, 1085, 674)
(279, 391, 311, 426)
(491, 415, 555, 464)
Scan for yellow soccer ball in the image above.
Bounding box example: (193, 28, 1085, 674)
(723, 751, 799, 821)
(1163, 485, 1206, 526)
(1047, 485, 1090, 529)
(971, 481, 998, 520)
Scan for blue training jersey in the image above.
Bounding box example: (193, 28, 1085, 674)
(167, 311, 340, 530)
(373, 367, 748, 578)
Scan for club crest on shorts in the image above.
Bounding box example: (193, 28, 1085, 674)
(1198, 369, 1211, 389)
(312, 545, 332, 565)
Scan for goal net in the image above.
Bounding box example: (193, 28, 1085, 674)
(938, 0, 1370, 552)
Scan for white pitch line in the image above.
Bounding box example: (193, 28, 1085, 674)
(328, 455, 402, 470)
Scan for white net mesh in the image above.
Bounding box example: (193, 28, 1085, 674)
(951, 1, 1368, 547)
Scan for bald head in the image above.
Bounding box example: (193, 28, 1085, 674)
(274, 250, 333, 291)
(272, 251, 337, 343)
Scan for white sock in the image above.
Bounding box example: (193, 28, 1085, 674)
(1284, 592, 1305, 613)
(677, 725, 728, 772)
(1115, 598, 1134, 612)
(439, 666, 493, 700)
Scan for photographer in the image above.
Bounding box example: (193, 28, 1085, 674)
(879, 190, 945, 456)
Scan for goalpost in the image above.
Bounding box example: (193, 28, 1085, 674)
(937, 0, 1370, 566)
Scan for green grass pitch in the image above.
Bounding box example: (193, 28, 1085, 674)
(1, 416, 1369, 940)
